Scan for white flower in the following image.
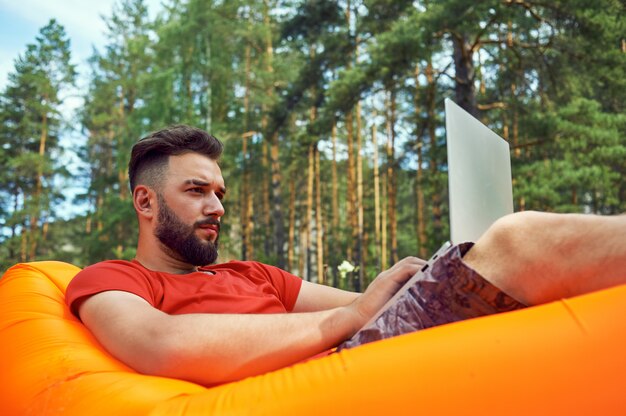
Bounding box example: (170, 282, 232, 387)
(337, 260, 356, 279)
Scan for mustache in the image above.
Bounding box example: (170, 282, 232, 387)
(195, 218, 221, 230)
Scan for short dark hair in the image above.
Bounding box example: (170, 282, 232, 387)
(128, 125, 223, 191)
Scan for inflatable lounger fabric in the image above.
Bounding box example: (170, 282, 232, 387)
(0, 261, 625, 415)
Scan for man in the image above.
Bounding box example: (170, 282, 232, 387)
(66, 125, 626, 386)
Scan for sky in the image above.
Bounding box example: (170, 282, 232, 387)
(3, 0, 114, 88)
(0, 0, 163, 218)
(0, 0, 163, 89)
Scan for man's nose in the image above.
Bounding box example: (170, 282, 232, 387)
(203, 193, 225, 218)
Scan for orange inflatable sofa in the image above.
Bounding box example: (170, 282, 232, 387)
(1, 261, 625, 415)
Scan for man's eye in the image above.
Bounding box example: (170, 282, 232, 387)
(189, 187, 204, 193)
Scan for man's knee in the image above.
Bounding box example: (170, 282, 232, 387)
(467, 211, 624, 305)
(465, 211, 555, 305)
(480, 211, 544, 255)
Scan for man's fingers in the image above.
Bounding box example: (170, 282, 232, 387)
(379, 258, 424, 286)
(390, 256, 427, 274)
(399, 256, 427, 266)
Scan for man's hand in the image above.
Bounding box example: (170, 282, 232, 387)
(344, 257, 427, 334)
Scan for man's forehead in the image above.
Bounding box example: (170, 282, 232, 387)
(166, 153, 224, 183)
(167, 152, 220, 171)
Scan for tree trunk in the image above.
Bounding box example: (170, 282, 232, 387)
(414, 65, 428, 259)
(204, 34, 212, 132)
(346, 110, 356, 265)
(314, 145, 325, 285)
(261, 137, 272, 258)
(117, 86, 129, 201)
(298, 226, 306, 279)
(270, 132, 285, 268)
(96, 194, 104, 232)
(9, 189, 19, 260)
(288, 176, 296, 271)
(381, 167, 388, 271)
(20, 225, 28, 263)
(30, 109, 49, 260)
(260, 0, 273, 259)
(452, 33, 478, 117)
(331, 122, 339, 230)
(305, 144, 315, 281)
(506, 20, 524, 210)
(344, 0, 357, 281)
(330, 121, 340, 287)
(241, 135, 250, 260)
(354, 101, 365, 291)
(241, 40, 252, 260)
(264, 0, 284, 268)
(426, 59, 442, 243)
(246, 191, 254, 258)
(371, 114, 382, 271)
(385, 88, 398, 265)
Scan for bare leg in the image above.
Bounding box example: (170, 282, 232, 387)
(463, 211, 626, 305)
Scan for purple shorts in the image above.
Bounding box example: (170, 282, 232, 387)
(338, 243, 526, 350)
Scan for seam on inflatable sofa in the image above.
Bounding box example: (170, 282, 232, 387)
(559, 299, 588, 335)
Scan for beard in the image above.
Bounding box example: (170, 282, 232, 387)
(154, 193, 219, 266)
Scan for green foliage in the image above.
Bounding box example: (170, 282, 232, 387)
(515, 98, 625, 213)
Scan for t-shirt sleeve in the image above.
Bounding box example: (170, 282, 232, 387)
(65, 261, 158, 319)
(250, 262, 303, 312)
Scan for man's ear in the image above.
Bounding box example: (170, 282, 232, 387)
(133, 185, 155, 219)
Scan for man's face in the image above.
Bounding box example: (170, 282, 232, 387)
(155, 192, 219, 266)
(153, 153, 226, 266)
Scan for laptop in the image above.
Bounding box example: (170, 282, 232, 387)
(357, 98, 514, 330)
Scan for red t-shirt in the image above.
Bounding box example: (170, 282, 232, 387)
(66, 260, 303, 318)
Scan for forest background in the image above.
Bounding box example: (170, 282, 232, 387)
(1, 0, 624, 291)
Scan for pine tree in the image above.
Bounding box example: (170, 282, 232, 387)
(79, 0, 153, 262)
(0, 19, 76, 268)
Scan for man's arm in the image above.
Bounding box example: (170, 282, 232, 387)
(292, 280, 360, 312)
(79, 257, 425, 386)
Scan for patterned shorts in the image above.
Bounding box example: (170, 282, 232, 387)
(338, 242, 526, 350)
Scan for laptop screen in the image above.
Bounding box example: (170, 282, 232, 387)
(445, 98, 514, 244)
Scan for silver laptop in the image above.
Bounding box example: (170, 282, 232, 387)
(358, 98, 514, 329)
(446, 98, 514, 243)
